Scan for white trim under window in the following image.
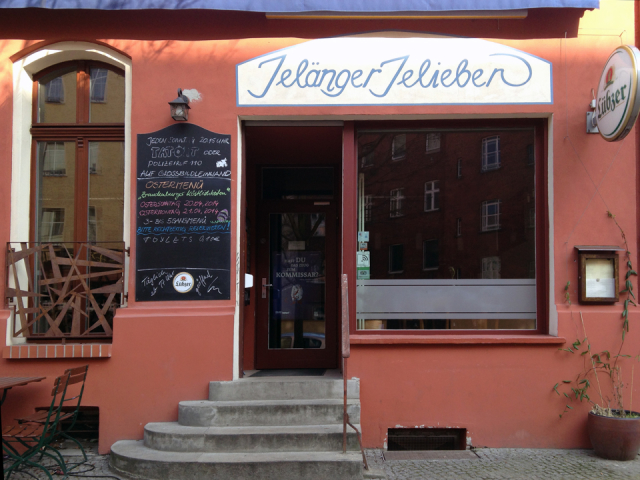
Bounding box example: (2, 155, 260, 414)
(390, 188, 404, 217)
(392, 134, 406, 160)
(481, 135, 500, 171)
(481, 199, 501, 231)
(424, 180, 440, 212)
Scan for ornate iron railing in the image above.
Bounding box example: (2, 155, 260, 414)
(6, 242, 126, 340)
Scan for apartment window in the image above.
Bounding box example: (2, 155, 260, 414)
(361, 142, 375, 167)
(364, 195, 373, 222)
(45, 77, 64, 103)
(527, 144, 535, 166)
(457, 158, 462, 178)
(481, 136, 501, 171)
(423, 239, 439, 270)
(90, 68, 109, 102)
(390, 188, 404, 217)
(456, 218, 462, 237)
(40, 208, 65, 242)
(424, 181, 440, 212)
(392, 134, 406, 160)
(389, 244, 404, 273)
(482, 257, 501, 279)
(426, 133, 441, 153)
(42, 142, 67, 176)
(482, 200, 501, 231)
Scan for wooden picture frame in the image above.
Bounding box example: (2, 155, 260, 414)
(575, 246, 624, 304)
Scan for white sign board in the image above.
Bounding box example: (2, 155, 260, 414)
(595, 45, 640, 142)
(237, 35, 552, 107)
(357, 252, 370, 268)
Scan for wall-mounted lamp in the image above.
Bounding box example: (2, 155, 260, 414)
(169, 89, 191, 121)
(586, 89, 599, 134)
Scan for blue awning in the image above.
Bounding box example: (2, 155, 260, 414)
(0, 0, 599, 11)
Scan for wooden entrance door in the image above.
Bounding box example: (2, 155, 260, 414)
(255, 201, 338, 370)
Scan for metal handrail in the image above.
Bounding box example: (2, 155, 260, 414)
(342, 273, 368, 470)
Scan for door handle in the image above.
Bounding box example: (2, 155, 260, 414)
(262, 278, 272, 298)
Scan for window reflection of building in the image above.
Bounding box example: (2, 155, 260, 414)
(389, 188, 404, 217)
(392, 134, 406, 160)
(45, 77, 64, 103)
(357, 127, 536, 331)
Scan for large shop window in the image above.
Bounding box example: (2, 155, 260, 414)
(356, 127, 538, 331)
(26, 61, 125, 337)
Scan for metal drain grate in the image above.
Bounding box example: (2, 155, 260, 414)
(387, 428, 466, 451)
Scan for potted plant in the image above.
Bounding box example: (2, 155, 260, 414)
(555, 212, 640, 461)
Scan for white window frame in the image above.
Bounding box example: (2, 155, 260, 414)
(426, 133, 441, 153)
(90, 67, 109, 103)
(482, 256, 501, 279)
(10, 42, 133, 347)
(424, 180, 440, 212)
(392, 134, 406, 161)
(40, 208, 65, 242)
(481, 135, 500, 171)
(481, 200, 501, 231)
(390, 188, 404, 217)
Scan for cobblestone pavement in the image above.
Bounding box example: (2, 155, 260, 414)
(366, 448, 640, 480)
(5, 448, 640, 479)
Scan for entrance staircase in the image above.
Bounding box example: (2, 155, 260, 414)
(110, 376, 364, 480)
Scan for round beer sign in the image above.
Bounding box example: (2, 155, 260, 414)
(173, 272, 194, 293)
(596, 45, 640, 141)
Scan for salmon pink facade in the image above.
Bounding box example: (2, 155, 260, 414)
(0, 0, 638, 455)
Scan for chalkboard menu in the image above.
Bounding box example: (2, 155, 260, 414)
(135, 123, 231, 301)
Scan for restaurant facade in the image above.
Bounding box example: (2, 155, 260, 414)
(0, 0, 639, 458)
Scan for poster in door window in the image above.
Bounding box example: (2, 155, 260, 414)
(135, 123, 231, 301)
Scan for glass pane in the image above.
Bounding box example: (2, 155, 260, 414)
(36, 142, 75, 242)
(89, 68, 125, 123)
(356, 128, 536, 331)
(88, 142, 125, 242)
(262, 167, 334, 200)
(269, 213, 326, 349)
(37, 66, 77, 123)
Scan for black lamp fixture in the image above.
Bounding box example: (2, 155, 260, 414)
(169, 88, 190, 121)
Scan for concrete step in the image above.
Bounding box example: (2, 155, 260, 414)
(179, 398, 360, 427)
(209, 378, 360, 401)
(111, 440, 364, 480)
(144, 422, 362, 453)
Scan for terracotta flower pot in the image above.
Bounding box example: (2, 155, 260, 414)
(587, 410, 640, 461)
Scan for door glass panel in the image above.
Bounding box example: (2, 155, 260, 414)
(88, 141, 125, 242)
(37, 66, 77, 124)
(36, 141, 75, 243)
(269, 213, 326, 349)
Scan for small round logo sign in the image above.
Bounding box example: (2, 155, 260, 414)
(596, 45, 640, 142)
(173, 272, 194, 293)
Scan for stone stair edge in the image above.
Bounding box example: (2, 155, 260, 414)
(145, 422, 363, 433)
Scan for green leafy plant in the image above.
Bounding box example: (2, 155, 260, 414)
(554, 212, 638, 418)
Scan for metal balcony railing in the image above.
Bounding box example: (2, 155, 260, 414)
(6, 242, 126, 340)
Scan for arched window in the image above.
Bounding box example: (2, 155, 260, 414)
(32, 61, 125, 244)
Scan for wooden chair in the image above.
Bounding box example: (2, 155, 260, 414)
(17, 365, 90, 462)
(2, 373, 70, 479)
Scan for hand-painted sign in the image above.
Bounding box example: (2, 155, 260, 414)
(595, 45, 640, 142)
(135, 123, 232, 301)
(237, 35, 552, 106)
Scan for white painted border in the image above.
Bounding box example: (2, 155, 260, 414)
(547, 115, 557, 336)
(8, 41, 132, 346)
(233, 118, 243, 380)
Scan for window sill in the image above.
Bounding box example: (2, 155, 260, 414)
(350, 334, 565, 345)
(3, 344, 112, 359)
